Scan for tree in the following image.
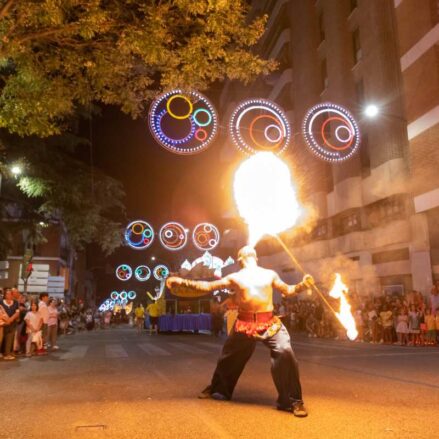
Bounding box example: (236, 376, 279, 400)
(0, 0, 275, 137)
(2, 133, 125, 256)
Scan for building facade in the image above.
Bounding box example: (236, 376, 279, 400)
(219, 0, 437, 296)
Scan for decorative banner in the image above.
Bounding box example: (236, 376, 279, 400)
(302, 102, 360, 162)
(124, 220, 154, 250)
(229, 99, 291, 156)
(192, 222, 220, 251)
(149, 89, 218, 155)
(116, 264, 132, 281)
(134, 265, 151, 282)
(159, 222, 188, 251)
(153, 264, 170, 281)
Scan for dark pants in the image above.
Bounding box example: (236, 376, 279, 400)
(3, 324, 16, 356)
(209, 323, 303, 408)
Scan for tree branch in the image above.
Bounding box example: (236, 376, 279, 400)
(0, 0, 15, 20)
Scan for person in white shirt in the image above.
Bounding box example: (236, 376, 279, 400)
(47, 298, 59, 349)
(38, 293, 49, 350)
(24, 301, 43, 356)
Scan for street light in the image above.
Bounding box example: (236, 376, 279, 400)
(364, 104, 379, 118)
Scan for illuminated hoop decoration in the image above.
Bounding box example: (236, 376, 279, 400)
(134, 265, 151, 282)
(229, 99, 291, 156)
(148, 89, 218, 155)
(119, 290, 128, 301)
(124, 220, 154, 250)
(153, 264, 170, 281)
(192, 223, 220, 251)
(128, 290, 137, 300)
(159, 222, 188, 251)
(115, 264, 132, 281)
(110, 291, 119, 301)
(302, 102, 361, 162)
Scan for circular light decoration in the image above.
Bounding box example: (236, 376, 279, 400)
(149, 89, 218, 155)
(119, 290, 128, 301)
(116, 264, 132, 281)
(193, 223, 220, 251)
(110, 291, 119, 301)
(159, 222, 188, 251)
(153, 264, 170, 281)
(302, 102, 361, 162)
(124, 220, 154, 250)
(229, 99, 291, 156)
(134, 265, 151, 282)
(128, 290, 137, 300)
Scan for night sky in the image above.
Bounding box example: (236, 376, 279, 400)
(90, 98, 240, 300)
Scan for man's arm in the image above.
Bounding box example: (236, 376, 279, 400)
(166, 276, 233, 298)
(272, 273, 314, 297)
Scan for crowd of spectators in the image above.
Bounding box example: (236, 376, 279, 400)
(0, 288, 101, 361)
(274, 281, 439, 346)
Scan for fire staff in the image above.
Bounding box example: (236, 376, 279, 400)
(166, 245, 314, 417)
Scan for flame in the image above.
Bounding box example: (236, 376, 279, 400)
(328, 273, 358, 340)
(233, 152, 302, 246)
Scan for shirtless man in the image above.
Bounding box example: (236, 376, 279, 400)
(166, 245, 314, 417)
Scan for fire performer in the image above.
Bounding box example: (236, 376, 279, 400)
(166, 245, 314, 417)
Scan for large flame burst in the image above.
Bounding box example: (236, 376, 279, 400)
(233, 152, 302, 246)
(329, 273, 358, 341)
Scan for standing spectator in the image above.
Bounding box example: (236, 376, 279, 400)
(408, 304, 421, 346)
(430, 281, 439, 315)
(396, 307, 409, 345)
(424, 309, 436, 346)
(380, 305, 393, 344)
(367, 303, 379, 344)
(47, 298, 59, 350)
(1, 289, 20, 360)
(14, 301, 28, 355)
(38, 293, 49, 351)
(0, 300, 10, 358)
(24, 301, 43, 357)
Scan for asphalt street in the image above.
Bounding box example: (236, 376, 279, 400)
(1, 326, 438, 439)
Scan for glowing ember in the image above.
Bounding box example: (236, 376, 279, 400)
(329, 273, 358, 340)
(233, 152, 302, 246)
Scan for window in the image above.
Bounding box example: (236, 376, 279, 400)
(321, 58, 328, 91)
(318, 12, 325, 43)
(352, 28, 362, 64)
(313, 222, 328, 240)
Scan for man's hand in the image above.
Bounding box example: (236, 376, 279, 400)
(166, 276, 184, 289)
(302, 274, 315, 288)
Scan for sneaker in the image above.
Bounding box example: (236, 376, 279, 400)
(52, 345, 59, 350)
(211, 392, 228, 401)
(3, 355, 16, 361)
(292, 402, 308, 418)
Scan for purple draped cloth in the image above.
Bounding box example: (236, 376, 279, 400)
(159, 313, 212, 332)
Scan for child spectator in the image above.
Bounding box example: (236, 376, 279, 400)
(24, 301, 43, 357)
(396, 307, 409, 345)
